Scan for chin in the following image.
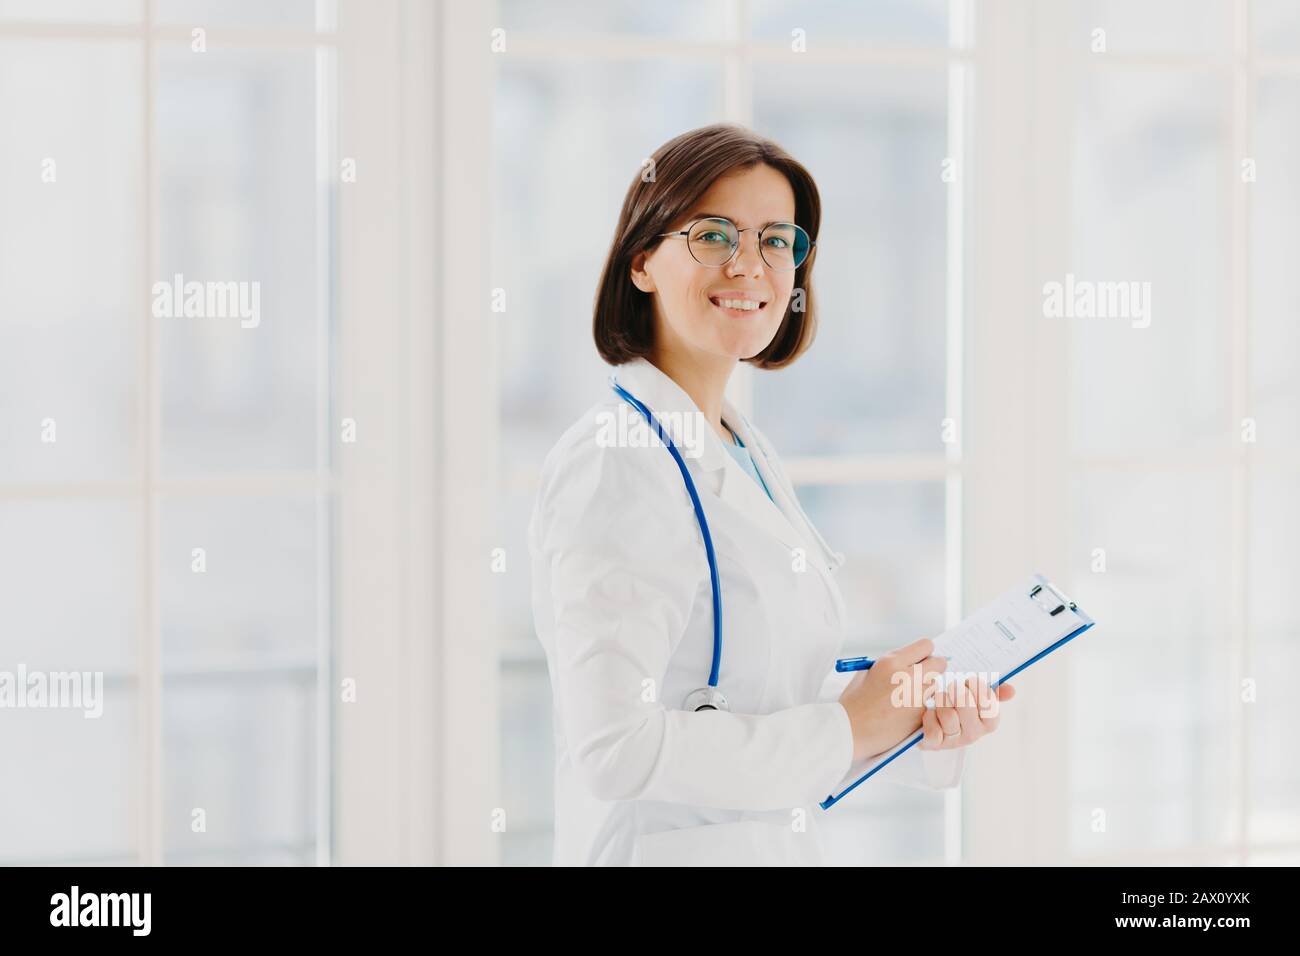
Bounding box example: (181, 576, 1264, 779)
(692, 318, 780, 362)
(741, 327, 781, 358)
(717, 334, 774, 362)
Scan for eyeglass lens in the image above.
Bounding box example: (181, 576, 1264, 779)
(685, 217, 810, 271)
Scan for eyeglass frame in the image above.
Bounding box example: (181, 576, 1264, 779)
(654, 216, 816, 272)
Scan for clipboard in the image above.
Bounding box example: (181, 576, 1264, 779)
(820, 572, 1095, 810)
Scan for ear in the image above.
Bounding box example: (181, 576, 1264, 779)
(629, 250, 656, 294)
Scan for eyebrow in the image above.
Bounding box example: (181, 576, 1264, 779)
(686, 211, 790, 228)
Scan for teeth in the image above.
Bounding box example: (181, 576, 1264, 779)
(714, 298, 762, 311)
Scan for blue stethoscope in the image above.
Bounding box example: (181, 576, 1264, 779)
(612, 381, 731, 713)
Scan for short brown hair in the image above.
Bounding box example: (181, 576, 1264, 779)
(593, 123, 822, 369)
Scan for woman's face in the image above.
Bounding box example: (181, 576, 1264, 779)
(631, 163, 799, 365)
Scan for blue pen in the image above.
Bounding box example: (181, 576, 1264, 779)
(835, 656, 875, 672)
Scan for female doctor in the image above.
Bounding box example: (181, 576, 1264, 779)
(529, 123, 1015, 866)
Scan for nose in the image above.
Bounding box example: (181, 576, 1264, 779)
(725, 228, 765, 278)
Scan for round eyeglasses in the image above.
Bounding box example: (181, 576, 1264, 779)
(656, 217, 814, 272)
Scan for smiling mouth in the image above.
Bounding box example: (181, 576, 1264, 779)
(709, 295, 769, 315)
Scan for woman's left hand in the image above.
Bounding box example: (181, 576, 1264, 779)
(919, 675, 1015, 751)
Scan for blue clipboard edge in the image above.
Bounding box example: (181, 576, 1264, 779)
(818, 582, 1096, 810)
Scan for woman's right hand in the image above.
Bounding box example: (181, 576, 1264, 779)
(837, 638, 947, 763)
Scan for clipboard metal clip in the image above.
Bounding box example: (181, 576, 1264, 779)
(1029, 580, 1078, 617)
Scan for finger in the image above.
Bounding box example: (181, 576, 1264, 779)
(937, 702, 961, 737)
(942, 675, 969, 725)
(921, 708, 941, 750)
(919, 655, 948, 678)
(942, 673, 966, 715)
(975, 678, 1000, 720)
(997, 683, 1015, 701)
(953, 676, 983, 739)
(980, 706, 1001, 734)
(913, 656, 947, 701)
(890, 637, 935, 665)
(974, 679, 1002, 732)
(897, 657, 947, 712)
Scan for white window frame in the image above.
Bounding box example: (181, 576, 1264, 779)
(0, 0, 339, 866)
(962, 0, 1300, 866)
(333, 0, 499, 865)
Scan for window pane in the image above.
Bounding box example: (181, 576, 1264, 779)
(753, 65, 949, 456)
(1255, 0, 1300, 55)
(1069, 71, 1226, 457)
(822, 778, 947, 864)
(0, 40, 141, 482)
(1249, 469, 1300, 844)
(1248, 470, 1295, 637)
(160, 495, 320, 668)
(0, 0, 138, 22)
(799, 481, 948, 865)
(499, 661, 554, 866)
(749, 0, 949, 47)
(0, 500, 139, 673)
(156, 0, 334, 30)
(496, 484, 536, 649)
(156, 45, 328, 477)
(798, 482, 947, 650)
(499, 0, 728, 39)
(496, 486, 555, 862)
(1248, 847, 1300, 866)
(1253, 77, 1300, 450)
(1067, 468, 1235, 857)
(163, 673, 315, 863)
(0, 683, 137, 863)
(1070, 0, 1229, 54)
(160, 493, 321, 863)
(492, 58, 725, 477)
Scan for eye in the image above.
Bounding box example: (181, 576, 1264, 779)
(764, 235, 790, 249)
(697, 230, 731, 244)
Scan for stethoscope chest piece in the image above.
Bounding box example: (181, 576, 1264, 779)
(684, 686, 730, 713)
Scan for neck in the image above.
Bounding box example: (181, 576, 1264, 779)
(648, 345, 737, 444)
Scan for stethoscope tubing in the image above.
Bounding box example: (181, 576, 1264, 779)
(611, 382, 724, 689)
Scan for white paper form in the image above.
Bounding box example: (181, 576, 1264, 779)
(821, 573, 1095, 809)
(932, 576, 1090, 681)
